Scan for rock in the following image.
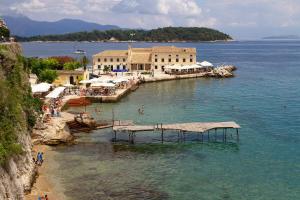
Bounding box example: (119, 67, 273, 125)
(75, 113, 96, 128)
(32, 112, 75, 146)
(206, 65, 237, 78)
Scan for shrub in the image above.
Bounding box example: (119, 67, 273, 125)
(39, 69, 58, 83)
(63, 61, 81, 70)
(0, 27, 10, 39)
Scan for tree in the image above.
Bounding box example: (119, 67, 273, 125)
(50, 56, 75, 70)
(81, 56, 89, 69)
(103, 66, 110, 74)
(39, 69, 57, 83)
(63, 61, 81, 70)
(41, 58, 60, 70)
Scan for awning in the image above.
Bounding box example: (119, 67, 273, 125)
(165, 64, 203, 70)
(165, 65, 183, 70)
(79, 79, 92, 84)
(199, 61, 214, 67)
(45, 87, 66, 99)
(91, 82, 116, 88)
(113, 77, 129, 83)
(31, 83, 52, 93)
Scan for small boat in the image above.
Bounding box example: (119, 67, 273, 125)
(67, 97, 91, 107)
(73, 49, 86, 54)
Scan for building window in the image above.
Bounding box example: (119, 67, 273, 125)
(176, 55, 179, 57)
(110, 58, 113, 62)
(168, 58, 171, 62)
(162, 66, 165, 71)
(183, 58, 186, 62)
(117, 58, 119, 62)
(123, 58, 126, 62)
(98, 58, 101, 62)
(98, 65, 101, 69)
(155, 54, 158, 57)
(161, 58, 164, 62)
(169, 55, 171, 57)
(117, 65, 120, 70)
(123, 65, 126, 70)
(155, 59, 158, 62)
(176, 58, 179, 62)
(190, 58, 193, 62)
(104, 58, 107, 62)
(111, 66, 113, 71)
(155, 65, 158, 69)
(190, 55, 193, 57)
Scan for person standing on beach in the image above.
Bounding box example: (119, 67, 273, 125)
(40, 152, 44, 164)
(36, 152, 40, 164)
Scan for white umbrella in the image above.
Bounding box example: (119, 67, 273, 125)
(79, 79, 92, 84)
(45, 87, 66, 99)
(200, 61, 214, 67)
(113, 77, 129, 83)
(64, 83, 74, 87)
(31, 83, 52, 93)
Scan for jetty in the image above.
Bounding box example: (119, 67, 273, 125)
(112, 121, 240, 143)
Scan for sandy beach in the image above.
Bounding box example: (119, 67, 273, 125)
(25, 145, 66, 200)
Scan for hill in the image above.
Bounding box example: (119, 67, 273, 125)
(2, 15, 120, 37)
(17, 27, 232, 42)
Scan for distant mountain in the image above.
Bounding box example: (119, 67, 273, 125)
(263, 35, 300, 40)
(2, 15, 120, 37)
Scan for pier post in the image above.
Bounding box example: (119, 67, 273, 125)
(114, 130, 117, 142)
(222, 128, 225, 142)
(215, 128, 217, 141)
(225, 128, 227, 142)
(201, 133, 204, 142)
(236, 129, 239, 142)
(208, 130, 210, 141)
(161, 123, 164, 143)
(112, 109, 115, 126)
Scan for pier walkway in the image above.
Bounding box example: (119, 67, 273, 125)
(112, 121, 240, 143)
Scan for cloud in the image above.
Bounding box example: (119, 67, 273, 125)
(113, 0, 202, 17)
(1, 0, 300, 38)
(10, 0, 46, 12)
(9, 0, 83, 16)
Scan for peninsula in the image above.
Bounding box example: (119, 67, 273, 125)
(16, 27, 232, 42)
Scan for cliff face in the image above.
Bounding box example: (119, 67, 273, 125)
(0, 43, 36, 200)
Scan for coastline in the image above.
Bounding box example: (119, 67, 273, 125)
(19, 39, 234, 43)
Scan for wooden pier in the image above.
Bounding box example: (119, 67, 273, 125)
(113, 121, 240, 144)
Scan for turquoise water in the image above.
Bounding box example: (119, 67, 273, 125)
(23, 41, 300, 199)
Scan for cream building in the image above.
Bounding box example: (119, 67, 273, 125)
(93, 46, 196, 72)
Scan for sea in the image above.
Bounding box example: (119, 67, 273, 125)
(22, 41, 300, 200)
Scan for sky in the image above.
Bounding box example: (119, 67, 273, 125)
(0, 0, 300, 39)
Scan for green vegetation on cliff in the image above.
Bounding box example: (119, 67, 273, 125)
(0, 44, 41, 164)
(16, 27, 232, 42)
(0, 26, 10, 39)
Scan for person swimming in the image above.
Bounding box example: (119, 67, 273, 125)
(138, 105, 144, 115)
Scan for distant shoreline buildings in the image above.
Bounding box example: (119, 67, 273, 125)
(93, 46, 197, 72)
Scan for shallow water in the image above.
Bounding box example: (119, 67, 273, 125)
(23, 41, 300, 199)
